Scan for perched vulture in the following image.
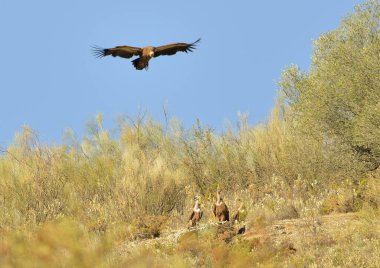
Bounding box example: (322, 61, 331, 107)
(92, 38, 200, 70)
(188, 196, 203, 228)
(232, 199, 247, 224)
(213, 187, 229, 222)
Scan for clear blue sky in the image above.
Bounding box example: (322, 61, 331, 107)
(0, 1, 364, 146)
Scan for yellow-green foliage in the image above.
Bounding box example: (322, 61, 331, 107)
(1, 1, 380, 267)
(281, 0, 380, 171)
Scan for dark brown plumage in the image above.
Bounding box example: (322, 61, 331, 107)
(188, 196, 203, 228)
(92, 38, 200, 70)
(213, 188, 229, 222)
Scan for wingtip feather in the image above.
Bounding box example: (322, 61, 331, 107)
(91, 45, 107, 58)
(194, 38, 201, 44)
(188, 38, 201, 51)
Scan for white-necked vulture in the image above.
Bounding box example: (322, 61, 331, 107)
(232, 198, 247, 234)
(188, 196, 203, 228)
(92, 38, 200, 70)
(213, 187, 229, 222)
(232, 198, 247, 224)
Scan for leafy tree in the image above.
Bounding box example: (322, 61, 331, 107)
(280, 0, 380, 170)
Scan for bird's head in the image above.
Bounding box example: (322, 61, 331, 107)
(216, 184, 221, 194)
(143, 47, 155, 58)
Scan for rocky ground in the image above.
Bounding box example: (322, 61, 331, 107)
(114, 212, 362, 258)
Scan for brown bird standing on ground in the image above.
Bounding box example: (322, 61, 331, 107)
(92, 38, 200, 70)
(232, 198, 247, 224)
(213, 186, 229, 222)
(188, 196, 203, 228)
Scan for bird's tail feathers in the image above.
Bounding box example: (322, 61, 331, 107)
(132, 58, 149, 70)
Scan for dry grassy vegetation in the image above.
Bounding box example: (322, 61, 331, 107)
(1, 1, 380, 267)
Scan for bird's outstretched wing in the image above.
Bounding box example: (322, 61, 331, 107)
(153, 38, 200, 57)
(92, 45, 142, 59)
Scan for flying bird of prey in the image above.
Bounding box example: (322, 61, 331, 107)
(92, 38, 200, 70)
